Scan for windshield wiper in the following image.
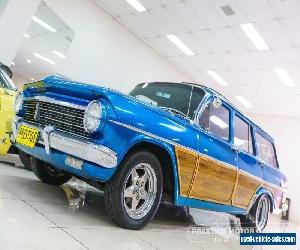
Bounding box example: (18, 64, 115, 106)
(159, 106, 189, 119)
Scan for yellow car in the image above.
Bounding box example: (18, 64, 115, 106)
(0, 63, 16, 155)
(0, 63, 31, 169)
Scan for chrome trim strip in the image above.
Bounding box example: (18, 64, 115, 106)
(13, 120, 117, 168)
(30, 96, 86, 110)
(110, 120, 286, 193)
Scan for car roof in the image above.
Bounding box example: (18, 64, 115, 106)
(0, 62, 13, 78)
(146, 81, 274, 143)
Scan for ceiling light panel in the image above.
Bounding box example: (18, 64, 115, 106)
(240, 23, 269, 50)
(33, 52, 55, 65)
(273, 68, 296, 87)
(32, 16, 56, 32)
(210, 115, 228, 129)
(126, 0, 147, 12)
(236, 96, 253, 109)
(166, 34, 195, 56)
(206, 70, 229, 86)
(52, 50, 66, 59)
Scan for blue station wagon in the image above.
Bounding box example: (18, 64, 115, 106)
(12, 76, 287, 230)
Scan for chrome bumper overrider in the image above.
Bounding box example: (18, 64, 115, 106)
(12, 118, 117, 168)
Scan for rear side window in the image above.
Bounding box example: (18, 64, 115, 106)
(255, 132, 277, 167)
(198, 102, 230, 141)
(234, 116, 253, 154)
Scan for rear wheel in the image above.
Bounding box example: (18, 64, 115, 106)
(239, 194, 270, 232)
(104, 151, 163, 230)
(18, 150, 32, 171)
(32, 157, 72, 185)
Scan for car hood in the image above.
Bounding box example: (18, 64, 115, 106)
(24, 76, 190, 126)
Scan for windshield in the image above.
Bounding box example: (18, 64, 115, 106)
(0, 69, 16, 91)
(129, 82, 206, 119)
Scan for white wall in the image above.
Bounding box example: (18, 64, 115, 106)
(0, 0, 40, 65)
(43, 0, 190, 93)
(249, 114, 300, 224)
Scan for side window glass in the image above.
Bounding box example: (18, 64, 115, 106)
(198, 101, 230, 141)
(234, 116, 253, 154)
(255, 132, 277, 167)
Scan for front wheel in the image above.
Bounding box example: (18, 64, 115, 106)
(18, 150, 32, 171)
(32, 157, 72, 185)
(239, 194, 270, 232)
(104, 151, 163, 230)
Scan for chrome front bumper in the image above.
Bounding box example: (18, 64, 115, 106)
(12, 118, 117, 168)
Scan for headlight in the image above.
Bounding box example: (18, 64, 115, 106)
(83, 100, 102, 133)
(14, 92, 24, 114)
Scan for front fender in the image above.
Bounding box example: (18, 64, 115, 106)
(253, 187, 275, 213)
(115, 131, 180, 205)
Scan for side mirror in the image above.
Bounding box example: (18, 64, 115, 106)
(213, 97, 222, 109)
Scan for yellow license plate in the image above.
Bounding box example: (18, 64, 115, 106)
(16, 125, 39, 148)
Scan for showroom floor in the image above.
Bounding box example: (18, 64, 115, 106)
(0, 161, 298, 250)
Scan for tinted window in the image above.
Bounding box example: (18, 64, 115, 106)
(188, 87, 206, 118)
(234, 116, 253, 154)
(199, 101, 230, 141)
(255, 132, 277, 167)
(130, 83, 206, 119)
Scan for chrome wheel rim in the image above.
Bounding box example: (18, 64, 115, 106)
(256, 196, 269, 231)
(123, 163, 157, 220)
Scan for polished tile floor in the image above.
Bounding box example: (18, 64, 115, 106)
(0, 161, 299, 250)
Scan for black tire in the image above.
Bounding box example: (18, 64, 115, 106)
(18, 150, 32, 171)
(104, 151, 163, 230)
(32, 157, 72, 185)
(239, 194, 270, 232)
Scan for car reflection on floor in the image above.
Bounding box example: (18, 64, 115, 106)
(0, 161, 298, 250)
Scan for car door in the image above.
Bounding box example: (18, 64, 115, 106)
(189, 98, 238, 205)
(231, 114, 263, 209)
(254, 130, 285, 209)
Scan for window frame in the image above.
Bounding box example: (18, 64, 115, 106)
(196, 96, 232, 143)
(254, 129, 279, 168)
(233, 112, 255, 156)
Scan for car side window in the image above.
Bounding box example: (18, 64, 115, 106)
(234, 115, 253, 154)
(255, 132, 277, 168)
(198, 101, 230, 141)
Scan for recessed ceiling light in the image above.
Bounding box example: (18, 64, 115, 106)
(126, 0, 147, 12)
(11, 62, 15, 66)
(33, 52, 55, 65)
(26, 59, 31, 64)
(30, 78, 35, 81)
(206, 70, 228, 86)
(273, 68, 295, 87)
(24, 33, 30, 38)
(236, 96, 253, 109)
(32, 16, 56, 32)
(240, 23, 269, 50)
(52, 50, 66, 59)
(167, 34, 195, 56)
(210, 115, 228, 129)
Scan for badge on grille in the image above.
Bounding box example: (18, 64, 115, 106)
(34, 102, 41, 122)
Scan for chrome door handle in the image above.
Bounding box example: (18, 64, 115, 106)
(258, 161, 264, 167)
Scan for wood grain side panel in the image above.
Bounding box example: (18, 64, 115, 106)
(190, 155, 237, 204)
(175, 146, 198, 197)
(232, 172, 262, 208)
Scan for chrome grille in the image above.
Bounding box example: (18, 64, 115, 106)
(23, 98, 89, 138)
